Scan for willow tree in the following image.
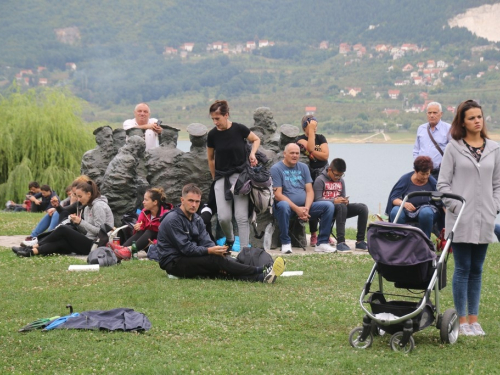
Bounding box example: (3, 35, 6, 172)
(0, 85, 94, 204)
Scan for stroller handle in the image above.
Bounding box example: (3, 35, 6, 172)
(405, 191, 465, 204)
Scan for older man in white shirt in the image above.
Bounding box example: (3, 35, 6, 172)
(413, 101, 451, 179)
(123, 103, 162, 150)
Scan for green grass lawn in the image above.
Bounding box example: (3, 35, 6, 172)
(1, 212, 500, 374)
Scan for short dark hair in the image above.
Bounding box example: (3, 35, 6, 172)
(182, 183, 202, 197)
(209, 100, 230, 116)
(450, 100, 489, 140)
(414, 156, 433, 172)
(40, 184, 51, 192)
(301, 115, 316, 130)
(329, 158, 346, 173)
(28, 181, 40, 189)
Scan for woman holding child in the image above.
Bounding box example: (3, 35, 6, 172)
(206, 100, 260, 251)
(13, 180, 114, 257)
(437, 99, 500, 336)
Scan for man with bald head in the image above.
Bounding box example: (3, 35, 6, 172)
(123, 103, 162, 150)
(270, 143, 336, 254)
(413, 101, 451, 179)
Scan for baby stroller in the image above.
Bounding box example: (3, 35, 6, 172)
(348, 191, 465, 353)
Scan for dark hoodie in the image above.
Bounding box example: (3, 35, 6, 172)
(156, 207, 214, 269)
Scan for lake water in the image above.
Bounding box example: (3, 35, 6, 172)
(177, 141, 500, 226)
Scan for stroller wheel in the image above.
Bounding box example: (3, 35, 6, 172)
(349, 327, 373, 349)
(440, 309, 459, 344)
(389, 332, 415, 353)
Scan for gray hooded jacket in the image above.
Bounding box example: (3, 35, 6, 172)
(77, 196, 114, 241)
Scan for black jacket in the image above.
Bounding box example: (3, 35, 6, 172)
(157, 207, 214, 269)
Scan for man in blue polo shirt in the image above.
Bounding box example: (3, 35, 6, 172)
(413, 102, 451, 180)
(271, 143, 335, 254)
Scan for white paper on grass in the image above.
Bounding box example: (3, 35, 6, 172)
(68, 265, 99, 271)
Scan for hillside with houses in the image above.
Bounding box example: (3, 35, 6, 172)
(1, 0, 500, 134)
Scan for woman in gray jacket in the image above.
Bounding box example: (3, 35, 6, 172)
(437, 99, 500, 337)
(13, 180, 114, 257)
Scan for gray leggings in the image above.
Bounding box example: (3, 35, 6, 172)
(214, 173, 250, 247)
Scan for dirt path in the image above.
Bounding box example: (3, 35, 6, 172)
(1, 236, 367, 256)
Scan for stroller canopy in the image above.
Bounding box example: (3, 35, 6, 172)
(367, 222, 436, 266)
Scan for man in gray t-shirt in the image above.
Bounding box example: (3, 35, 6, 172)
(270, 143, 336, 254)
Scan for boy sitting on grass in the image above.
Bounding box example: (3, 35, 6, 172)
(313, 158, 369, 253)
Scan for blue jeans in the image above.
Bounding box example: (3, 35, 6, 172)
(494, 224, 500, 242)
(31, 212, 60, 237)
(389, 205, 437, 239)
(273, 200, 334, 245)
(452, 242, 488, 317)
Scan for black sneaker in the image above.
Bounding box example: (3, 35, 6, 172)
(263, 257, 286, 283)
(13, 246, 33, 257)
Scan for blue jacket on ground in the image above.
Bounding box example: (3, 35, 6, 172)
(157, 207, 214, 270)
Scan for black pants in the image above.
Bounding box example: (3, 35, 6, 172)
(37, 225, 93, 255)
(164, 255, 261, 281)
(333, 203, 369, 243)
(123, 230, 157, 250)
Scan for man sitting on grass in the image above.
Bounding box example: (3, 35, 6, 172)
(313, 158, 369, 253)
(156, 183, 285, 283)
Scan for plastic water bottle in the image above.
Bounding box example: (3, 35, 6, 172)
(131, 241, 138, 260)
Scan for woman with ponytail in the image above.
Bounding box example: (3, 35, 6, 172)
(122, 188, 173, 251)
(13, 180, 114, 257)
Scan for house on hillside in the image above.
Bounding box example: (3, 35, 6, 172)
(339, 43, 351, 54)
(37, 66, 47, 73)
(375, 44, 389, 52)
(38, 78, 48, 86)
(402, 64, 413, 72)
(319, 41, 329, 49)
(180, 43, 194, 52)
(388, 90, 400, 99)
(305, 106, 316, 115)
(436, 60, 447, 68)
(427, 60, 435, 68)
(65, 63, 77, 71)
(417, 62, 425, 70)
(163, 47, 178, 55)
(212, 41, 224, 50)
(447, 106, 456, 113)
(246, 41, 256, 50)
(259, 40, 269, 48)
(347, 87, 362, 97)
(401, 43, 419, 52)
(413, 76, 423, 85)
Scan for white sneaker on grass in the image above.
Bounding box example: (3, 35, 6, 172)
(470, 322, 486, 336)
(315, 243, 337, 253)
(281, 243, 292, 254)
(21, 237, 38, 247)
(459, 323, 475, 336)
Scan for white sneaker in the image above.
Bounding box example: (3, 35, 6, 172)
(470, 322, 486, 336)
(459, 323, 475, 336)
(281, 243, 292, 254)
(21, 238, 38, 247)
(315, 243, 337, 253)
